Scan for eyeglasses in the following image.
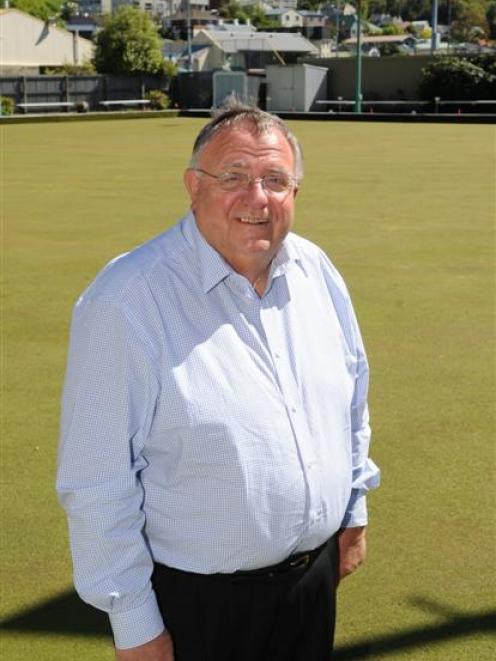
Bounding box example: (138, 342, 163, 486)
(191, 168, 298, 194)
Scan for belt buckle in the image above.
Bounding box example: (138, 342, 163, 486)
(289, 553, 310, 570)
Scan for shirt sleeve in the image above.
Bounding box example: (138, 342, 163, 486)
(318, 250, 381, 528)
(56, 295, 165, 649)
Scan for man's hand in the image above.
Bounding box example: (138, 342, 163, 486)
(338, 526, 367, 580)
(115, 631, 174, 661)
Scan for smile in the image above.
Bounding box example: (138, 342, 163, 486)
(237, 217, 269, 225)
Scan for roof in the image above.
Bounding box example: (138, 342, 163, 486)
(0, 7, 95, 66)
(196, 30, 318, 54)
(212, 22, 255, 33)
(265, 9, 295, 15)
(167, 9, 215, 21)
(344, 34, 415, 44)
(298, 11, 324, 17)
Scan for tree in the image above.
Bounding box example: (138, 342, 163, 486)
(486, 1, 496, 39)
(60, 0, 78, 21)
(449, 0, 490, 40)
(419, 56, 496, 100)
(94, 7, 164, 75)
(220, 1, 248, 23)
(297, 0, 321, 10)
(382, 23, 404, 35)
(244, 4, 279, 29)
(10, 0, 62, 22)
(219, 1, 278, 30)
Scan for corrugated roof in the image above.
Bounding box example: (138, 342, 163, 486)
(199, 30, 318, 54)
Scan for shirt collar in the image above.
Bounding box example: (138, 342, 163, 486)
(180, 210, 305, 294)
(181, 211, 232, 293)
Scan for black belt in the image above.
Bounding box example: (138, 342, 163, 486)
(216, 537, 332, 581)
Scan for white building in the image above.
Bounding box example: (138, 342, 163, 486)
(112, 0, 208, 18)
(265, 9, 303, 28)
(0, 8, 95, 74)
(185, 29, 318, 71)
(239, 0, 298, 9)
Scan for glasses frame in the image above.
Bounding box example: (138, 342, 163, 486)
(191, 168, 298, 194)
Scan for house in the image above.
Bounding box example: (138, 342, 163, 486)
(0, 8, 95, 75)
(298, 11, 326, 29)
(76, 0, 111, 16)
(238, 0, 298, 8)
(321, 3, 356, 20)
(343, 33, 417, 55)
(264, 9, 303, 29)
(114, 0, 208, 18)
(214, 19, 255, 33)
(163, 8, 219, 40)
(185, 29, 318, 71)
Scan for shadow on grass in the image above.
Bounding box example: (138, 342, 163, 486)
(1, 591, 495, 658)
(1, 590, 110, 638)
(334, 597, 496, 659)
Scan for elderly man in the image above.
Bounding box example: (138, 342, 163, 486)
(57, 101, 379, 661)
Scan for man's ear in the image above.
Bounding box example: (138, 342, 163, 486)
(184, 169, 200, 205)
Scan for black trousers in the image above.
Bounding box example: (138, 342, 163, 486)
(151, 536, 339, 661)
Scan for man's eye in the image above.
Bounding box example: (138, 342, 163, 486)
(265, 174, 289, 188)
(222, 173, 245, 184)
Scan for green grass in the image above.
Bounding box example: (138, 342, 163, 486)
(2, 118, 495, 660)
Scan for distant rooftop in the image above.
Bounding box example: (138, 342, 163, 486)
(197, 30, 318, 54)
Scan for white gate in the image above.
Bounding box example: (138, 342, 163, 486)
(212, 71, 248, 107)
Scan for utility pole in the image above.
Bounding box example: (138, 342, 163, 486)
(354, 0, 362, 113)
(431, 0, 438, 54)
(187, 0, 192, 71)
(335, 0, 340, 55)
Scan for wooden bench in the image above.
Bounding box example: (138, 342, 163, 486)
(17, 101, 76, 113)
(99, 99, 151, 110)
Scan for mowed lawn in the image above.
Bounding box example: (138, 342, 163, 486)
(2, 117, 494, 660)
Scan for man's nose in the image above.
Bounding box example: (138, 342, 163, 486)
(244, 178, 269, 205)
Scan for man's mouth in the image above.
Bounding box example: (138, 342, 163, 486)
(237, 217, 269, 225)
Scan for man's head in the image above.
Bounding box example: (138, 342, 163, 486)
(184, 99, 303, 282)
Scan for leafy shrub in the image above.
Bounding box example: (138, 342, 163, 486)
(43, 62, 96, 75)
(1, 96, 15, 116)
(146, 89, 170, 110)
(419, 57, 495, 100)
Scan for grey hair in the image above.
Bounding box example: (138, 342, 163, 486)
(189, 96, 304, 180)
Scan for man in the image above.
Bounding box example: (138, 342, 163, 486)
(57, 101, 380, 661)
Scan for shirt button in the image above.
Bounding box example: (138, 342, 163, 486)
(274, 352, 280, 359)
(291, 407, 297, 413)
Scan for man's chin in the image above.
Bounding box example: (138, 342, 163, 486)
(241, 239, 274, 254)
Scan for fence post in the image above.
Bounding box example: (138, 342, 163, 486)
(64, 75, 70, 111)
(434, 96, 440, 114)
(22, 76, 28, 113)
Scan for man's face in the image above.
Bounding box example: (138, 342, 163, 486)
(184, 122, 298, 278)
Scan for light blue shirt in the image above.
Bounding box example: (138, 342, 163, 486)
(57, 212, 380, 649)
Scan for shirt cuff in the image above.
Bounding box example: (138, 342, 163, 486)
(341, 490, 368, 528)
(110, 589, 165, 650)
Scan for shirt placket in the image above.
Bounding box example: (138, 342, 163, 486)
(259, 277, 324, 540)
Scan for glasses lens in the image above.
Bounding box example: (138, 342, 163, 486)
(218, 172, 249, 191)
(263, 174, 291, 192)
